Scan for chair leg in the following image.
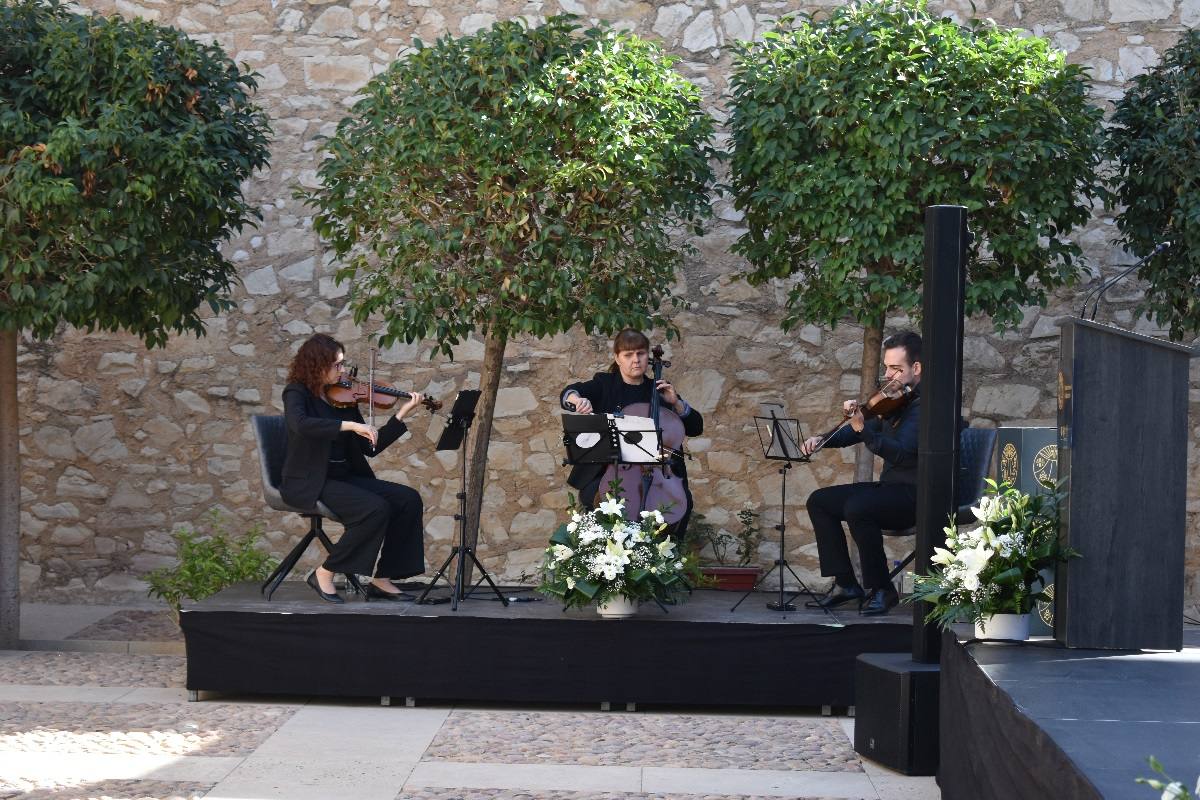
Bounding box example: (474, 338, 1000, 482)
(888, 550, 917, 582)
(262, 520, 320, 600)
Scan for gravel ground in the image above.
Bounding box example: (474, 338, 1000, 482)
(0, 653, 184, 688)
(68, 611, 182, 643)
(423, 711, 861, 772)
(0, 779, 211, 800)
(0, 701, 295, 756)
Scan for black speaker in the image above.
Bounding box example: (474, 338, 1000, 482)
(853, 652, 940, 776)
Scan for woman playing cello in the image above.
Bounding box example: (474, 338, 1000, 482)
(560, 329, 704, 536)
(281, 333, 426, 603)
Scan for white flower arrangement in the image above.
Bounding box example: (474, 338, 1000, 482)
(537, 495, 694, 609)
(908, 479, 1077, 629)
(1139, 756, 1199, 800)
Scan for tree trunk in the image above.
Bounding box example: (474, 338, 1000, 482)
(0, 329, 20, 648)
(854, 322, 884, 483)
(459, 328, 507, 589)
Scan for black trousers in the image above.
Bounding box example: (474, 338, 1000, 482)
(806, 481, 916, 592)
(318, 471, 425, 579)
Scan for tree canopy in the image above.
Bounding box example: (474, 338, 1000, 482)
(1107, 29, 1200, 342)
(0, 0, 271, 347)
(0, 0, 270, 648)
(727, 0, 1107, 333)
(303, 15, 715, 568)
(305, 15, 715, 354)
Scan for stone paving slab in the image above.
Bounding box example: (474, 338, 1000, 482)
(0, 652, 184, 688)
(0, 701, 295, 756)
(67, 611, 182, 643)
(424, 711, 861, 772)
(398, 792, 854, 800)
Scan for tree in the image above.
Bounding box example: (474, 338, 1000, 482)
(727, 0, 1106, 480)
(1107, 29, 1200, 342)
(303, 16, 714, 576)
(0, 0, 271, 645)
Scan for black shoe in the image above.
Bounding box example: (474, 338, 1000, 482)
(364, 584, 414, 602)
(805, 581, 865, 609)
(306, 571, 344, 604)
(860, 588, 899, 616)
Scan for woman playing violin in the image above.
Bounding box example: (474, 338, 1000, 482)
(560, 329, 704, 535)
(281, 333, 426, 603)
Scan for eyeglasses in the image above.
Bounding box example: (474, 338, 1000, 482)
(333, 360, 347, 372)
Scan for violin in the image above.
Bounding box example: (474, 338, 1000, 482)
(805, 377, 914, 458)
(325, 377, 442, 413)
(598, 345, 689, 526)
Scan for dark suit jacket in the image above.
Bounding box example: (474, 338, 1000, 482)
(560, 371, 704, 492)
(280, 381, 409, 509)
(825, 391, 920, 485)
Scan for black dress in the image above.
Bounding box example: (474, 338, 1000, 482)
(560, 371, 704, 534)
(280, 382, 425, 578)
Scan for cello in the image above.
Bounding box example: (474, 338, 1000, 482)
(598, 345, 690, 526)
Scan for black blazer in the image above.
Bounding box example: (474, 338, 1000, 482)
(280, 381, 409, 509)
(560, 371, 704, 492)
(825, 390, 920, 485)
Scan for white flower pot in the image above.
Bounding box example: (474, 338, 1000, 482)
(596, 595, 638, 619)
(975, 613, 1031, 641)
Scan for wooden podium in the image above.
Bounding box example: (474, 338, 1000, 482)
(1055, 318, 1195, 650)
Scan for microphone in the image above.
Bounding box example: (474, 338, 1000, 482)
(1079, 241, 1171, 321)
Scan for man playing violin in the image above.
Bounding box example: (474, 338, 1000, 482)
(281, 333, 426, 603)
(560, 329, 704, 536)
(800, 331, 922, 616)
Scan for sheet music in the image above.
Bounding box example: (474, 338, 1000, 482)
(766, 422, 804, 461)
(610, 414, 662, 464)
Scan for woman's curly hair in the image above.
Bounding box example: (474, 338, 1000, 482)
(288, 333, 343, 397)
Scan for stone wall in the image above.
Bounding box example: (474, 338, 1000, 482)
(16, 0, 1200, 605)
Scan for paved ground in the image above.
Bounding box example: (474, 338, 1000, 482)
(2, 602, 942, 800)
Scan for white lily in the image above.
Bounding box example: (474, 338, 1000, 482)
(598, 497, 624, 516)
(931, 546, 955, 566)
(957, 544, 994, 591)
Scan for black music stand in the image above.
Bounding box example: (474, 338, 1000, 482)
(731, 406, 835, 621)
(562, 413, 620, 466)
(416, 390, 508, 610)
(561, 412, 662, 503)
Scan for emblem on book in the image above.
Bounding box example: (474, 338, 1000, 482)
(1032, 444, 1057, 486)
(1037, 582, 1055, 628)
(1000, 443, 1019, 484)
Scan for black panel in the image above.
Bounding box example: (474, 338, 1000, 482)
(854, 653, 940, 775)
(1056, 319, 1192, 650)
(180, 584, 913, 708)
(913, 205, 968, 662)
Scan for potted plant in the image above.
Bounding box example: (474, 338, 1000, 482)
(690, 509, 763, 592)
(537, 495, 695, 617)
(907, 480, 1077, 640)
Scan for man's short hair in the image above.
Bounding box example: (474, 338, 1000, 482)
(882, 331, 921, 366)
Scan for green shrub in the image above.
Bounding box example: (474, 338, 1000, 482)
(734, 509, 762, 568)
(145, 511, 276, 621)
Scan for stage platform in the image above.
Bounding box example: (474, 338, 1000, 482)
(940, 626, 1200, 799)
(181, 582, 912, 709)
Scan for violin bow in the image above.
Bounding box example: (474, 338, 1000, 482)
(369, 346, 377, 440)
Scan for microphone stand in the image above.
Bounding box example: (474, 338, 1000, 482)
(1079, 242, 1170, 320)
